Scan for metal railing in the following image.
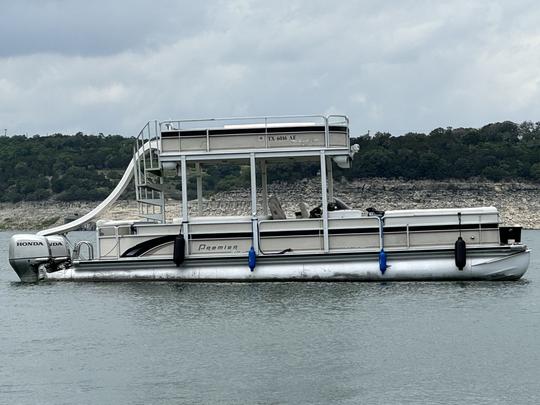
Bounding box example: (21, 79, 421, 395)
(159, 114, 350, 152)
(135, 120, 160, 180)
(134, 120, 165, 223)
(73, 241, 94, 260)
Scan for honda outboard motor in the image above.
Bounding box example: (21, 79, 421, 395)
(46, 235, 70, 260)
(8, 234, 70, 282)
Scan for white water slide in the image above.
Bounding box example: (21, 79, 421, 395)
(37, 140, 158, 236)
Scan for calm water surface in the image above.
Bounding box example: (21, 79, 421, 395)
(0, 231, 539, 404)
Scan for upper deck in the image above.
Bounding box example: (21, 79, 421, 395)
(137, 115, 351, 163)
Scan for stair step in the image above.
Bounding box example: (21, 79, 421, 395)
(139, 213, 164, 221)
(138, 199, 163, 206)
(145, 167, 162, 175)
(137, 183, 165, 192)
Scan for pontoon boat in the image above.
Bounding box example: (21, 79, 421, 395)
(8, 115, 530, 282)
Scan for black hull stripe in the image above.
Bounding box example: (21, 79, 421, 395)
(189, 223, 499, 240)
(122, 235, 176, 257)
(386, 223, 498, 232)
(260, 223, 499, 238)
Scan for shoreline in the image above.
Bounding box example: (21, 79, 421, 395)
(1, 179, 539, 231)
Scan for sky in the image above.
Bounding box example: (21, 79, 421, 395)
(1, 0, 539, 137)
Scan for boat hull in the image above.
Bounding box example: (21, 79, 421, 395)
(43, 246, 530, 282)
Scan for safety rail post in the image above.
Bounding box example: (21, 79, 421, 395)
(324, 116, 330, 148)
(147, 122, 158, 170)
(250, 153, 259, 254)
(154, 119, 160, 155)
(264, 117, 269, 149)
(142, 123, 148, 182)
(133, 146, 140, 201)
(320, 150, 329, 253)
(180, 156, 188, 221)
(196, 163, 203, 216)
(177, 121, 181, 153)
(96, 230, 101, 259)
(377, 216, 384, 250)
(497, 211, 501, 244)
(327, 156, 334, 202)
(344, 115, 350, 151)
(261, 160, 268, 216)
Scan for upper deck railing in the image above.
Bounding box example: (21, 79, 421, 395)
(156, 114, 350, 155)
(135, 120, 160, 173)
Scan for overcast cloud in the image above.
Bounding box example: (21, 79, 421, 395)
(1, 0, 539, 137)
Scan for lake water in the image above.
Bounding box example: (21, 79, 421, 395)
(0, 230, 539, 404)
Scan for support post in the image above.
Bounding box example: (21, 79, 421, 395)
(261, 160, 268, 216)
(181, 157, 188, 221)
(196, 162, 203, 216)
(155, 120, 160, 153)
(133, 147, 140, 201)
(378, 217, 384, 250)
(250, 153, 259, 253)
(180, 156, 189, 255)
(324, 116, 329, 147)
(327, 156, 334, 203)
(159, 175, 165, 223)
(320, 151, 329, 253)
(95, 230, 101, 260)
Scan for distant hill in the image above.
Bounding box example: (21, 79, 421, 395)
(0, 121, 539, 203)
(345, 121, 540, 182)
(0, 133, 133, 202)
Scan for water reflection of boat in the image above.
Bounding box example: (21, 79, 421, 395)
(8, 115, 530, 282)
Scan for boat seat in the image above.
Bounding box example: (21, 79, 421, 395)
(268, 196, 286, 220)
(299, 202, 310, 218)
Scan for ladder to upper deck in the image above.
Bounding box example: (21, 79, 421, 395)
(133, 115, 351, 224)
(134, 121, 165, 222)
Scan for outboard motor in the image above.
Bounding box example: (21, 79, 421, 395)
(8, 234, 70, 282)
(46, 235, 70, 261)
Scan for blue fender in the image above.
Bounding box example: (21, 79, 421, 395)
(248, 246, 256, 272)
(379, 249, 387, 274)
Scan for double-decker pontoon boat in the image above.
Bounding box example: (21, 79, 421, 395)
(8, 115, 530, 282)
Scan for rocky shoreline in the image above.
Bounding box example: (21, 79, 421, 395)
(1, 179, 538, 230)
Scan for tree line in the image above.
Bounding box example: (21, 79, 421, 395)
(346, 121, 540, 181)
(0, 133, 132, 202)
(0, 121, 538, 203)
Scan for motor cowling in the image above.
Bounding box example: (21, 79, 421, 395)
(8, 234, 71, 282)
(46, 235, 70, 260)
(9, 234, 50, 282)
